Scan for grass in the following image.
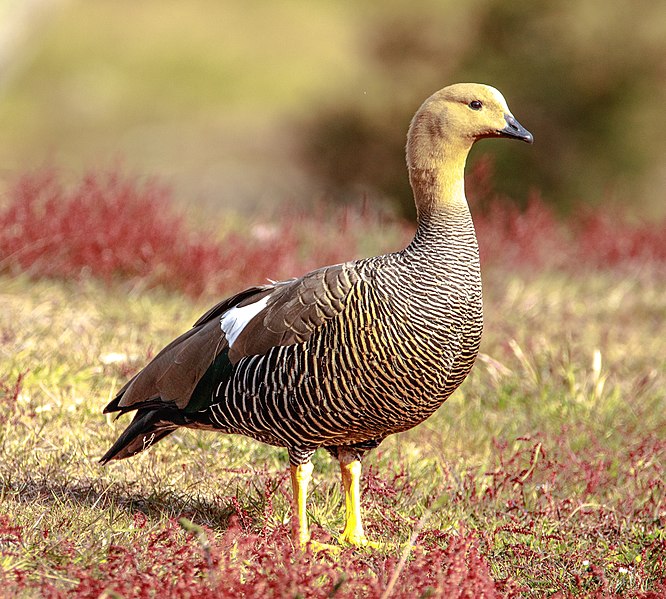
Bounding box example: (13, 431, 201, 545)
(0, 172, 665, 596)
(1, 271, 664, 597)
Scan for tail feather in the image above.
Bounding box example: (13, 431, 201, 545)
(100, 408, 179, 463)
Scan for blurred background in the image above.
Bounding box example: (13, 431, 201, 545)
(0, 0, 665, 219)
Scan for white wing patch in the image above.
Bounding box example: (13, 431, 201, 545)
(220, 295, 271, 347)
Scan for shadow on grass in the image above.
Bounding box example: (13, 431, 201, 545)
(1, 473, 240, 531)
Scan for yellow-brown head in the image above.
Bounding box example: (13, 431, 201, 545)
(406, 83, 533, 172)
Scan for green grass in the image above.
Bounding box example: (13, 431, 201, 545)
(1, 267, 664, 596)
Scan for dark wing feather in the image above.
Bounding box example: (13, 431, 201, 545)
(228, 263, 359, 361)
(99, 408, 181, 462)
(103, 284, 274, 414)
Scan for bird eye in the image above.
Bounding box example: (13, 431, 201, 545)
(468, 100, 483, 110)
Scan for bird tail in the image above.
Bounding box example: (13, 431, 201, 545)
(100, 408, 179, 463)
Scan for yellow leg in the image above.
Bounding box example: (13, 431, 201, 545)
(290, 461, 313, 546)
(339, 457, 373, 546)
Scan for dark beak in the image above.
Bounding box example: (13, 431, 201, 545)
(499, 114, 533, 143)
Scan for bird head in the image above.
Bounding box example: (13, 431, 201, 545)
(407, 83, 533, 170)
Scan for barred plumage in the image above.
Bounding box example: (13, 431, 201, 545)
(101, 83, 533, 546)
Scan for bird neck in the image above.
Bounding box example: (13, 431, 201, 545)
(407, 143, 475, 247)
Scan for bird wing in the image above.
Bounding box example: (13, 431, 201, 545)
(227, 262, 360, 361)
(103, 263, 359, 414)
(104, 284, 273, 413)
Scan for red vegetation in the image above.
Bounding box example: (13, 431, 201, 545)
(576, 209, 666, 268)
(467, 157, 666, 270)
(1, 433, 664, 597)
(474, 196, 666, 271)
(0, 171, 226, 296)
(0, 168, 664, 297)
(0, 516, 509, 598)
(0, 170, 396, 296)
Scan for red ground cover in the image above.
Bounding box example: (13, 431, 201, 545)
(0, 168, 664, 297)
(1, 431, 664, 597)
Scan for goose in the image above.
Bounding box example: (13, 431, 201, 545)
(101, 83, 533, 546)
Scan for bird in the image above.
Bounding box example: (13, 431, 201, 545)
(100, 83, 533, 547)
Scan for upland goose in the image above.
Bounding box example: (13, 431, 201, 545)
(101, 83, 533, 546)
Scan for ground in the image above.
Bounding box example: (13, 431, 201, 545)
(1, 262, 664, 597)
